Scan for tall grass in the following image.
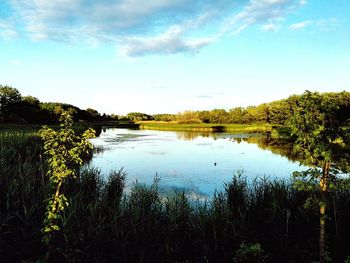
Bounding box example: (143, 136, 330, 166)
(1, 131, 350, 262)
(138, 121, 275, 133)
(0, 131, 48, 261)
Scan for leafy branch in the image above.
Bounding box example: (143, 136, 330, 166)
(39, 112, 95, 247)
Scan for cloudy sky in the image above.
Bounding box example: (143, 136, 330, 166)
(1, 0, 349, 114)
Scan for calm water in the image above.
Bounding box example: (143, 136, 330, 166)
(88, 128, 304, 197)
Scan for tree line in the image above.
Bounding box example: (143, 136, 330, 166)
(132, 92, 350, 126)
(165, 92, 350, 125)
(1, 84, 349, 126)
(0, 85, 113, 124)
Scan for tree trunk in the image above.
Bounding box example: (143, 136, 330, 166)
(319, 202, 326, 263)
(319, 161, 330, 263)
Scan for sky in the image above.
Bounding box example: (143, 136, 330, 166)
(1, 0, 349, 115)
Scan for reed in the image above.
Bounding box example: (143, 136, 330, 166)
(1, 131, 350, 262)
(138, 121, 275, 133)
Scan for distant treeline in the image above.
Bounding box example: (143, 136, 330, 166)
(130, 91, 350, 126)
(154, 92, 350, 125)
(0, 85, 113, 124)
(1, 85, 350, 125)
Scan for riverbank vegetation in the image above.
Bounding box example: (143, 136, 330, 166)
(1, 87, 350, 262)
(2, 85, 349, 129)
(137, 122, 275, 133)
(1, 124, 350, 262)
(1, 130, 350, 262)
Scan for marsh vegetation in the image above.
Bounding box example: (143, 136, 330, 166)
(1, 88, 350, 262)
(1, 128, 350, 262)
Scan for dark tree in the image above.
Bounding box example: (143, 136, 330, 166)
(288, 91, 350, 263)
(0, 85, 22, 117)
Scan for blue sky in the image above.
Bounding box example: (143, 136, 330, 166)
(1, 0, 349, 115)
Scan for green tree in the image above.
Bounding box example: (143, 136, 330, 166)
(153, 113, 176, 122)
(245, 105, 269, 123)
(208, 109, 229, 123)
(0, 85, 22, 117)
(196, 110, 211, 123)
(127, 112, 152, 121)
(229, 107, 245, 124)
(268, 99, 293, 125)
(177, 110, 201, 124)
(288, 91, 350, 263)
(22, 95, 40, 107)
(86, 107, 101, 121)
(39, 112, 95, 257)
(17, 95, 42, 123)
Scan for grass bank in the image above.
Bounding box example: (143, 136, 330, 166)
(0, 121, 139, 132)
(137, 121, 278, 133)
(0, 121, 288, 135)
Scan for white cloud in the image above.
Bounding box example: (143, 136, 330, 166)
(222, 0, 304, 35)
(0, 20, 18, 39)
(9, 0, 226, 38)
(316, 18, 340, 32)
(262, 23, 281, 32)
(120, 25, 215, 56)
(288, 20, 312, 30)
(288, 18, 340, 32)
(3, 0, 306, 55)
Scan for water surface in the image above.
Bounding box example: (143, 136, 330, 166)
(88, 128, 303, 197)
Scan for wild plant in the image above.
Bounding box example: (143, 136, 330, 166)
(38, 112, 95, 256)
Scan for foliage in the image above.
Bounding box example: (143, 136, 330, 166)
(289, 91, 348, 166)
(289, 91, 350, 191)
(127, 112, 153, 121)
(38, 112, 95, 246)
(1, 132, 350, 262)
(138, 122, 273, 133)
(0, 84, 114, 124)
(0, 85, 22, 108)
(153, 113, 177, 121)
(1, 86, 350, 262)
(233, 242, 265, 263)
(176, 110, 202, 124)
(156, 91, 350, 126)
(2, 84, 350, 128)
(0, 131, 49, 260)
(103, 169, 126, 208)
(0, 85, 22, 121)
(288, 91, 350, 263)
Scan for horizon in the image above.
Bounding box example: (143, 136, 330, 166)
(3, 86, 349, 116)
(1, 0, 349, 115)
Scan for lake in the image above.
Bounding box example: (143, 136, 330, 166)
(88, 128, 304, 197)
